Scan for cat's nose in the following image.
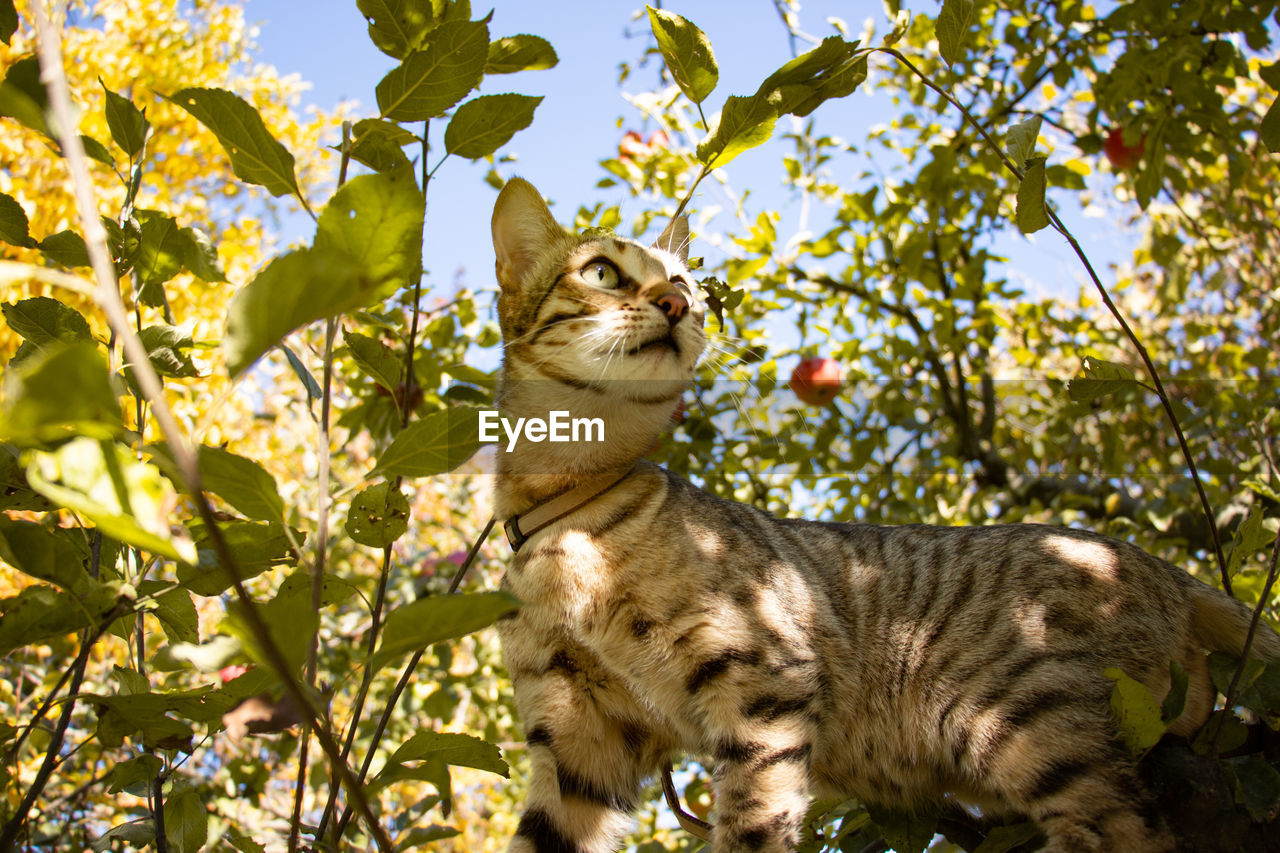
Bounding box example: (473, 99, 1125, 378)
(650, 285, 688, 326)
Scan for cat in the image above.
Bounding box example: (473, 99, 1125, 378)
(487, 176, 1280, 853)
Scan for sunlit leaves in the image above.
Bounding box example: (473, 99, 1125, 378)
(0, 191, 34, 247)
(26, 438, 196, 563)
(0, 55, 50, 137)
(136, 324, 199, 379)
(645, 6, 718, 104)
(757, 36, 867, 118)
(376, 19, 489, 121)
(101, 81, 149, 158)
(1066, 356, 1138, 402)
(370, 591, 520, 672)
(1015, 155, 1049, 233)
(168, 87, 300, 198)
(196, 445, 285, 521)
(1105, 666, 1166, 755)
(314, 169, 424, 287)
(345, 481, 410, 547)
(345, 329, 403, 393)
(0, 343, 120, 443)
(696, 93, 779, 168)
(222, 248, 367, 377)
(0, 582, 124, 656)
(374, 406, 484, 477)
(2, 296, 94, 351)
(358, 0, 436, 59)
(1004, 115, 1042, 168)
(444, 93, 543, 159)
(485, 34, 558, 74)
(936, 0, 976, 65)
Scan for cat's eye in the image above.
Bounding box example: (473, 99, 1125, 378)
(581, 259, 620, 289)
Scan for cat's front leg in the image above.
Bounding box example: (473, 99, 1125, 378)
(503, 628, 657, 853)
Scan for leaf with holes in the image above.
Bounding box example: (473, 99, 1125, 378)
(345, 481, 410, 547)
(167, 88, 300, 198)
(314, 169, 423, 288)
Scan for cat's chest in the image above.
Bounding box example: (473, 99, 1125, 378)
(502, 529, 622, 622)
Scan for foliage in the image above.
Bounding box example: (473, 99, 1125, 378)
(1, 0, 1278, 852)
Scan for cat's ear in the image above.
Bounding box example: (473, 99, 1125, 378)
(492, 178, 564, 292)
(653, 214, 690, 265)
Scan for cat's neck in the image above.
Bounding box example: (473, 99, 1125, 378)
(491, 361, 678, 518)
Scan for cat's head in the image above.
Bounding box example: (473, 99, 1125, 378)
(490, 178, 706, 396)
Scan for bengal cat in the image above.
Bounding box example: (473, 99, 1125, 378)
(487, 177, 1280, 853)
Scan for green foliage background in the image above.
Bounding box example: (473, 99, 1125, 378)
(1, 0, 1278, 851)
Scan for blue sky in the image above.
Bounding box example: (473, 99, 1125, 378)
(239, 1, 1133, 317)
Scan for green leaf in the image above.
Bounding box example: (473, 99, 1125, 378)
(375, 19, 489, 121)
(865, 804, 937, 853)
(222, 247, 370, 378)
(395, 825, 461, 850)
(696, 93, 779, 168)
(106, 754, 164, 795)
(1162, 659, 1189, 724)
(757, 36, 867, 118)
(197, 444, 284, 521)
(0, 0, 17, 45)
(972, 822, 1043, 853)
(345, 481, 411, 547)
(1104, 666, 1166, 755)
(101, 81, 148, 159)
(26, 438, 196, 563)
(0, 517, 89, 592)
(1133, 124, 1166, 210)
(2, 296, 93, 349)
(0, 191, 34, 247)
(348, 122, 415, 173)
(645, 6, 718, 104)
(168, 634, 242, 673)
(936, 0, 975, 65)
(314, 169, 424, 288)
(134, 211, 185, 304)
(281, 343, 323, 403)
(222, 570, 319, 670)
(374, 406, 484, 478)
(0, 56, 51, 137)
(164, 786, 209, 853)
(0, 582, 123, 655)
(167, 87, 300, 198)
(37, 229, 91, 267)
(224, 827, 267, 853)
(345, 329, 403, 392)
(1260, 97, 1280, 152)
(178, 520, 299, 595)
(0, 342, 121, 444)
(79, 134, 115, 167)
(371, 591, 519, 672)
(1225, 754, 1280, 821)
(137, 580, 199, 644)
(386, 730, 508, 776)
(444, 93, 543, 159)
(137, 324, 199, 378)
(1066, 356, 1137, 403)
(1005, 115, 1042, 168)
(1015, 155, 1050, 234)
(91, 819, 155, 853)
(485, 34, 559, 74)
(357, 0, 436, 59)
(177, 225, 226, 283)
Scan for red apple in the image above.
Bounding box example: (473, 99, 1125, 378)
(647, 129, 669, 150)
(1103, 128, 1144, 170)
(619, 130, 646, 162)
(790, 357, 842, 406)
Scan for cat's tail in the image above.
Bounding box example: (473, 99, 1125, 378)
(1189, 583, 1280, 662)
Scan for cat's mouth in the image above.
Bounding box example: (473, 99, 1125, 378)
(630, 333, 680, 356)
